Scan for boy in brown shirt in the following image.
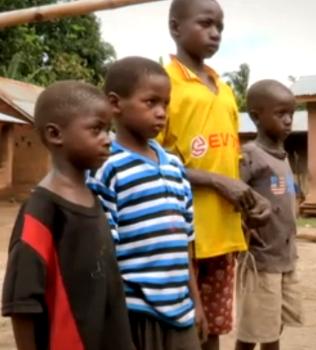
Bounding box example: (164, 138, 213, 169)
(235, 80, 304, 350)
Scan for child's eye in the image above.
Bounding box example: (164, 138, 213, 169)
(145, 99, 155, 107)
(198, 19, 223, 33)
(91, 125, 102, 134)
(276, 110, 293, 120)
(199, 20, 211, 28)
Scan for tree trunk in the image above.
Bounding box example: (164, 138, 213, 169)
(0, 0, 165, 29)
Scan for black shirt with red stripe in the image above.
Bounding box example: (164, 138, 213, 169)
(2, 187, 134, 350)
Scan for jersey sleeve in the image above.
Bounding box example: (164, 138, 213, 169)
(229, 84, 240, 132)
(86, 163, 119, 242)
(2, 211, 46, 317)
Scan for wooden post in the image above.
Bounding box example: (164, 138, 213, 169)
(0, 0, 165, 29)
(300, 102, 316, 215)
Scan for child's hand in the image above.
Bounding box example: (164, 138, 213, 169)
(195, 301, 209, 343)
(215, 177, 256, 212)
(244, 190, 271, 228)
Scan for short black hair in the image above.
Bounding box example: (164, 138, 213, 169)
(169, 0, 192, 21)
(34, 80, 105, 137)
(169, 0, 218, 21)
(104, 56, 169, 98)
(247, 79, 294, 112)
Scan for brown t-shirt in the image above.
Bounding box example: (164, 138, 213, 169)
(240, 142, 297, 273)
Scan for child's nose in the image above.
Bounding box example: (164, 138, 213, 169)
(209, 25, 221, 40)
(283, 114, 292, 125)
(102, 131, 112, 146)
(155, 105, 167, 119)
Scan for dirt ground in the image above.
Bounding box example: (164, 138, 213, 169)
(0, 202, 315, 349)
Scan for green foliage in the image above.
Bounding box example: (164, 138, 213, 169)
(223, 63, 250, 112)
(297, 217, 316, 228)
(296, 103, 307, 111)
(0, 0, 116, 86)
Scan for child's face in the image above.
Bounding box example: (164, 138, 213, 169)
(256, 90, 295, 142)
(62, 99, 112, 170)
(114, 74, 170, 141)
(173, 0, 223, 59)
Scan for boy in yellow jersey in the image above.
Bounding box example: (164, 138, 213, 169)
(158, 1, 270, 349)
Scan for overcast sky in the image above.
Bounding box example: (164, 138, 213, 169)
(97, 0, 316, 85)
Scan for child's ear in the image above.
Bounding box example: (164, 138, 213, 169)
(107, 92, 122, 115)
(169, 16, 180, 38)
(44, 123, 63, 146)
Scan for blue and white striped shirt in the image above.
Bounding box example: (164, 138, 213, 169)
(87, 140, 195, 328)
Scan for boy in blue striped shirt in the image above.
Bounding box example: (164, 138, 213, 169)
(87, 56, 206, 350)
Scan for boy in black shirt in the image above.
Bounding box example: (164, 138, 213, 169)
(1, 81, 134, 350)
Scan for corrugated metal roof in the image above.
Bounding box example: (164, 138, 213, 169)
(0, 112, 27, 124)
(291, 75, 316, 97)
(239, 110, 307, 134)
(0, 77, 43, 123)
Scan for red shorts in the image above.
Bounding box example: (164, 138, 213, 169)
(195, 254, 235, 335)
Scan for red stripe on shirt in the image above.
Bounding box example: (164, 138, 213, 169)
(22, 214, 84, 350)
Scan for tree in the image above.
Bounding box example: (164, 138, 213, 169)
(223, 63, 250, 112)
(0, 0, 116, 86)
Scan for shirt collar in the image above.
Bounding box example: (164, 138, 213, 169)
(170, 55, 220, 88)
(112, 140, 169, 166)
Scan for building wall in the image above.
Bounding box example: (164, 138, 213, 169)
(0, 122, 14, 190)
(12, 124, 49, 189)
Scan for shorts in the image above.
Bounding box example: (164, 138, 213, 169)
(236, 264, 304, 343)
(128, 312, 201, 350)
(195, 254, 235, 335)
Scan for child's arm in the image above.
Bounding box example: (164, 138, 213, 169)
(12, 315, 37, 350)
(245, 190, 271, 228)
(239, 150, 271, 227)
(2, 221, 47, 350)
(188, 244, 208, 343)
(187, 168, 256, 213)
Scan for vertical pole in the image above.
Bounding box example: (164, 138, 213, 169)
(300, 102, 316, 215)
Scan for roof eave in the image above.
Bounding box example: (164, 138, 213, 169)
(0, 94, 33, 123)
(295, 95, 316, 104)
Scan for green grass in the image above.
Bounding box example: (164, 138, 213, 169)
(297, 217, 316, 228)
